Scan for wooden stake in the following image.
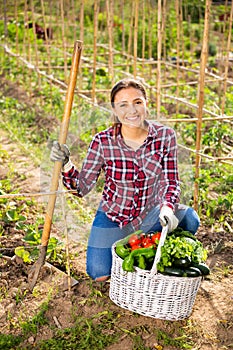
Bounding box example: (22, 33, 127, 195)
(60, 0, 68, 82)
(194, 0, 211, 212)
(133, 0, 139, 78)
(92, 0, 99, 103)
(80, 0, 84, 43)
(221, 0, 233, 114)
(141, 0, 145, 74)
(126, 0, 134, 73)
(121, 0, 125, 52)
(157, 0, 162, 119)
(41, 0, 52, 75)
(106, 0, 114, 84)
(30, 0, 42, 94)
(175, 0, 180, 115)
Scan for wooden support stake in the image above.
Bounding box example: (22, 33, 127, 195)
(60, 0, 68, 82)
(157, 0, 162, 119)
(141, 0, 145, 74)
(133, 0, 139, 78)
(106, 0, 114, 84)
(221, 0, 233, 114)
(175, 0, 180, 115)
(92, 0, 99, 103)
(193, 0, 211, 212)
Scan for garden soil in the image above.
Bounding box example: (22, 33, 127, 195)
(0, 81, 232, 349)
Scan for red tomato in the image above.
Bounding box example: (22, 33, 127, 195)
(128, 234, 142, 247)
(131, 244, 142, 251)
(141, 237, 153, 247)
(143, 242, 154, 248)
(151, 232, 161, 244)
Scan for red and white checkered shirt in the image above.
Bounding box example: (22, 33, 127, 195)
(62, 121, 180, 230)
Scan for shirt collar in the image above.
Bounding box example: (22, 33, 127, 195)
(115, 120, 158, 141)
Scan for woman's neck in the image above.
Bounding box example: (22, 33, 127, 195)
(121, 124, 148, 151)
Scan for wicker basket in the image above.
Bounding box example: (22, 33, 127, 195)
(109, 226, 202, 320)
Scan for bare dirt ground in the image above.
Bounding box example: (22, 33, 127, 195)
(0, 78, 232, 349)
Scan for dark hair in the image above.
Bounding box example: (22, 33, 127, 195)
(110, 79, 147, 137)
(110, 78, 147, 107)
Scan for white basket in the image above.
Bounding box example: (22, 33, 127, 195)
(109, 226, 202, 320)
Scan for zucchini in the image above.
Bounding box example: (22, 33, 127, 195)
(183, 267, 202, 277)
(173, 257, 191, 268)
(192, 262, 210, 275)
(161, 267, 184, 277)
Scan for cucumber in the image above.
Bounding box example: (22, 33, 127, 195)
(162, 267, 184, 277)
(183, 267, 202, 277)
(173, 257, 191, 268)
(192, 262, 210, 275)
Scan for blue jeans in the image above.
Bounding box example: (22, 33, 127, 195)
(86, 203, 200, 280)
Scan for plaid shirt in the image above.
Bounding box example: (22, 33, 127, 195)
(62, 121, 180, 230)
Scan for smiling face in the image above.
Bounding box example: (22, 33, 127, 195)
(112, 87, 148, 129)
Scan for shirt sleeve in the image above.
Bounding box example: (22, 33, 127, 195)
(62, 134, 104, 197)
(158, 128, 181, 210)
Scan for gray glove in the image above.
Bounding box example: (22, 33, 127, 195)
(50, 141, 70, 167)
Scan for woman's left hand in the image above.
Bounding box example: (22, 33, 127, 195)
(159, 205, 178, 233)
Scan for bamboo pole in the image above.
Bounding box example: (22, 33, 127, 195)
(60, 0, 68, 82)
(23, 0, 32, 97)
(121, 0, 125, 52)
(133, 0, 139, 78)
(13, 0, 19, 95)
(30, 0, 42, 94)
(141, 0, 145, 74)
(180, 0, 185, 78)
(92, 0, 99, 103)
(217, 0, 228, 105)
(106, 0, 114, 84)
(126, 0, 134, 73)
(157, 0, 162, 119)
(40, 0, 52, 75)
(14, 0, 19, 55)
(175, 0, 180, 115)
(161, 0, 167, 83)
(193, 0, 211, 212)
(78, 0, 84, 93)
(221, 0, 233, 114)
(71, 0, 76, 42)
(80, 0, 84, 43)
(148, 2, 152, 80)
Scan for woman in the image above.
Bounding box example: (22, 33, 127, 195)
(50, 78, 200, 282)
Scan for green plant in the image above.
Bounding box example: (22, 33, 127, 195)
(33, 311, 120, 350)
(20, 300, 50, 335)
(0, 334, 22, 350)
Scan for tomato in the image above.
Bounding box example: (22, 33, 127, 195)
(141, 237, 153, 247)
(128, 234, 142, 247)
(151, 232, 161, 244)
(131, 244, 142, 251)
(142, 242, 154, 248)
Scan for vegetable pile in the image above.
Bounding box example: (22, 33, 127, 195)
(115, 230, 161, 272)
(115, 227, 210, 277)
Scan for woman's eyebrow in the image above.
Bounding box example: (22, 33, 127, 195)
(117, 97, 143, 103)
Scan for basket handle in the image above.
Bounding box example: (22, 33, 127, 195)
(150, 225, 168, 275)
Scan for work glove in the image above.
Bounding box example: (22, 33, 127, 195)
(159, 205, 179, 233)
(50, 141, 70, 167)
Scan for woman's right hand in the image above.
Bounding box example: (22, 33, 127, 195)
(50, 141, 70, 167)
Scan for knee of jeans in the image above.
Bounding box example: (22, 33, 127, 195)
(179, 208, 200, 234)
(86, 247, 112, 280)
(86, 266, 111, 281)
